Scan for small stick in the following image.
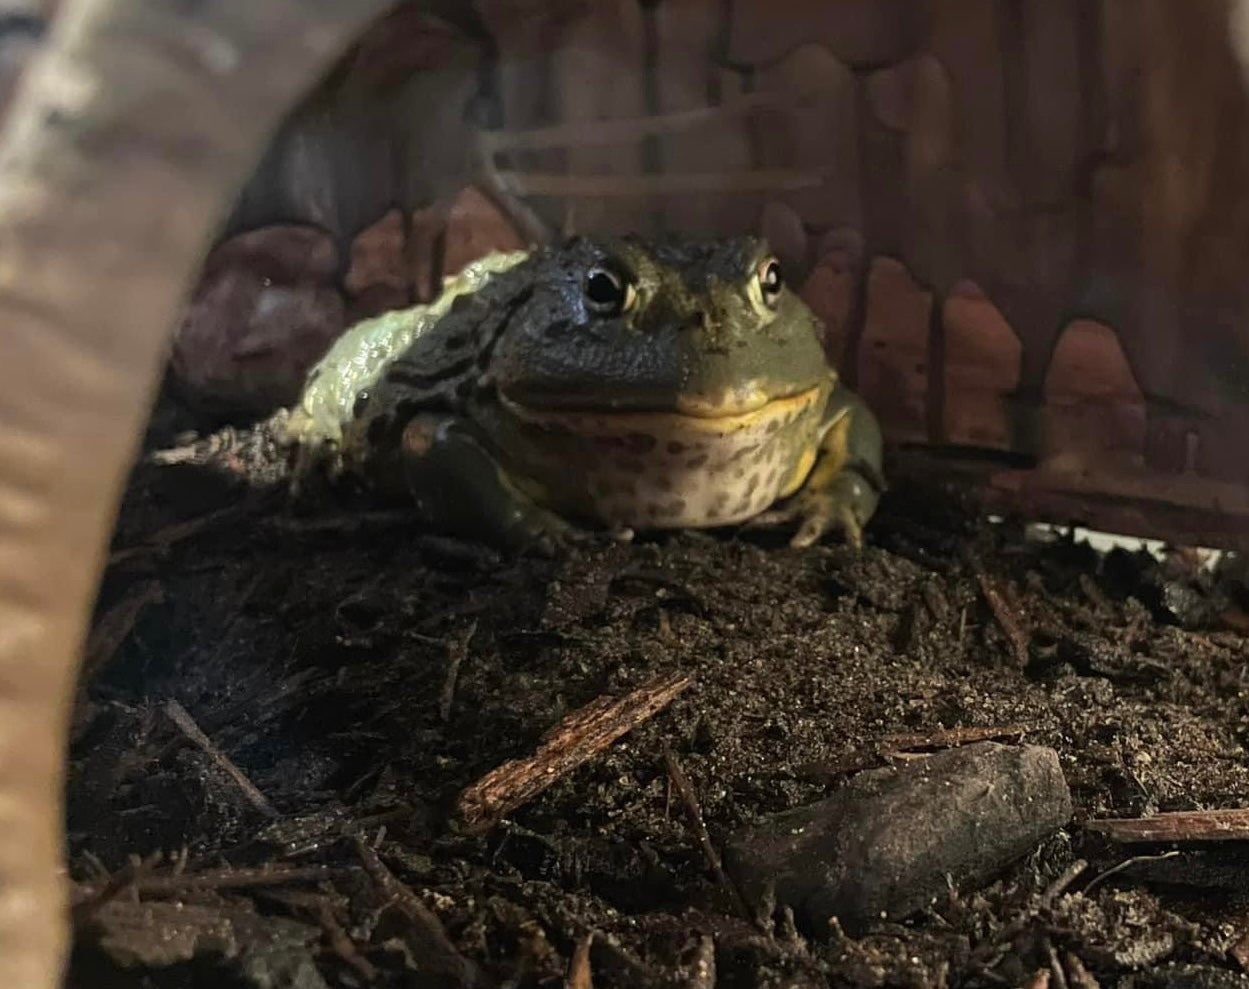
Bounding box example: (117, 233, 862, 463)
(663, 745, 752, 922)
(74, 864, 334, 902)
(164, 699, 278, 819)
(1064, 952, 1102, 989)
(880, 724, 1029, 755)
(354, 839, 484, 988)
(109, 503, 245, 564)
(684, 935, 717, 989)
(456, 672, 691, 833)
(1045, 938, 1069, 989)
(1041, 859, 1089, 908)
(71, 850, 163, 926)
(567, 933, 594, 989)
(1083, 850, 1181, 894)
(975, 570, 1030, 667)
(1086, 808, 1249, 843)
(316, 901, 379, 982)
(82, 581, 164, 679)
(439, 621, 478, 723)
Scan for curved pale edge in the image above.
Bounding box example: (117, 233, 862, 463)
(0, 2, 393, 986)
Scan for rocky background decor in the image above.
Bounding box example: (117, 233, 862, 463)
(169, 0, 1249, 548)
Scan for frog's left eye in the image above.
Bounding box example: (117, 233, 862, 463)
(584, 266, 637, 317)
(756, 256, 784, 309)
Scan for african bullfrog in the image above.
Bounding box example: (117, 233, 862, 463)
(274, 234, 884, 552)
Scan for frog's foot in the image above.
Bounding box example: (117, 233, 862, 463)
(399, 414, 598, 556)
(748, 468, 880, 549)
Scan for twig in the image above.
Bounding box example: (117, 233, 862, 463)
(567, 933, 594, 989)
(684, 934, 717, 989)
(164, 699, 278, 819)
(83, 581, 164, 679)
(975, 570, 1031, 667)
(1083, 850, 1181, 894)
(439, 621, 478, 723)
(663, 745, 752, 922)
(1086, 808, 1249, 843)
(71, 850, 163, 927)
(1041, 859, 1089, 908)
(73, 864, 334, 902)
(108, 503, 246, 564)
(316, 900, 378, 982)
(1045, 938, 1069, 989)
(455, 672, 691, 833)
(354, 838, 486, 988)
(1064, 952, 1102, 989)
(880, 724, 1030, 755)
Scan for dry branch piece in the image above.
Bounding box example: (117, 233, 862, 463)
(73, 864, 334, 904)
(456, 672, 692, 833)
(439, 621, 478, 723)
(82, 581, 164, 680)
(354, 839, 486, 988)
(164, 699, 278, 819)
(975, 571, 1031, 667)
(664, 745, 752, 921)
(1086, 808, 1249, 843)
(880, 724, 1030, 754)
(109, 503, 250, 564)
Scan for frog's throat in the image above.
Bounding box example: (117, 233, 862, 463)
(496, 383, 825, 434)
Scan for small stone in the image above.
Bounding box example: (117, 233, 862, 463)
(172, 225, 344, 417)
(723, 742, 1072, 936)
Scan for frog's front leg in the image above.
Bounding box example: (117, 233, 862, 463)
(753, 386, 885, 549)
(397, 414, 592, 554)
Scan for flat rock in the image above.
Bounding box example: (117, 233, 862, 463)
(723, 741, 1072, 936)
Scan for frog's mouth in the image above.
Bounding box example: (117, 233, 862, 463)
(497, 382, 826, 434)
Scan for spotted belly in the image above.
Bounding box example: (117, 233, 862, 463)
(497, 386, 828, 530)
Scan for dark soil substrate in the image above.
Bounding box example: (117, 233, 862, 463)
(68, 446, 1249, 989)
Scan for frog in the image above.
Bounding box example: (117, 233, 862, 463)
(274, 234, 884, 553)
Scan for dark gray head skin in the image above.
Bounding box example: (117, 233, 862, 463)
(486, 234, 832, 416)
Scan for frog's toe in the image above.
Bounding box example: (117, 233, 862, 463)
(788, 471, 875, 549)
(789, 498, 862, 550)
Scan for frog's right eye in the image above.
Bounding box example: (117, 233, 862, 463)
(584, 266, 637, 316)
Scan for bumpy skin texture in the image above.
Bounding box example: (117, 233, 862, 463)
(337, 235, 885, 551)
(0, 3, 394, 987)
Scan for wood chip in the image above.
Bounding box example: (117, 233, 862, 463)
(165, 699, 278, 819)
(455, 672, 691, 833)
(976, 570, 1031, 667)
(1086, 808, 1249, 843)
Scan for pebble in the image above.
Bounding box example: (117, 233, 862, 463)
(723, 741, 1072, 936)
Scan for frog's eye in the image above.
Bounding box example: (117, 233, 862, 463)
(584, 266, 637, 316)
(756, 256, 785, 310)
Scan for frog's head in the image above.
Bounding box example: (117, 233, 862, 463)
(486, 235, 832, 420)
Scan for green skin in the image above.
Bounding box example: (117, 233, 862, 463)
(336, 234, 885, 553)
